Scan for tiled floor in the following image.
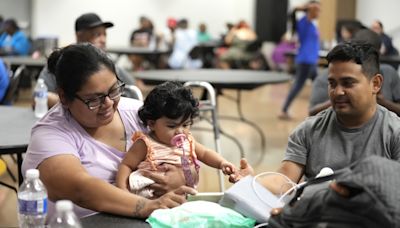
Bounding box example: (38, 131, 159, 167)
(0, 78, 311, 227)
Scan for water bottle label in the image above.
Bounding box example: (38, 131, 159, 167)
(34, 91, 48, 98)
(18, 198, 48, 215)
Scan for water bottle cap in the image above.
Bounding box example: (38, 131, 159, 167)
(25, 169, 39, 179)
(56, 200, 73, 211)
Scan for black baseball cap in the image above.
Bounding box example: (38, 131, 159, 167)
(75, 13, 113, 32)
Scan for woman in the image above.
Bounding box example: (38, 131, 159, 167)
(22, 43, 196, 220)
(279, 1, 320, 120)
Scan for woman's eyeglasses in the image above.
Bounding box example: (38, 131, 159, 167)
(75, 79, 125, 110)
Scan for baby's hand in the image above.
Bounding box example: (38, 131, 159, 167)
(220, 161, 236, 175)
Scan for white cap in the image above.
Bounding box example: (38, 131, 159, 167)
(37, 78, 45, 84)
(25, 169, 39, 179)
(56, 200, 73, 212)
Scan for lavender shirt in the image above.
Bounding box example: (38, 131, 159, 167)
(22, 97, 147, 219)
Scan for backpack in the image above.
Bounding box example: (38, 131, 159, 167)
(267, 156, 400, 228)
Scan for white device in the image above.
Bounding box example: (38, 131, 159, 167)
(219, 175, 284, 223)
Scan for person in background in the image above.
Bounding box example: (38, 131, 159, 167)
(116, 81, 236, 197)
(168, 19, 201, 69)
(0, 16, 4, 35)
(231, 42, 400, 198)
(22, 43, 196, 220)
(130, 16, 154, 48)
(0, 19, 31, 55)
(159, 18, 177, 50)
(0, 58, 9, 102)
(278, 1, 320, 120)
(309, 29, 400, 116)
(197, 23, 211, 43)
(217, 20, 257, 69)
(271, 32, 296, 72)
(38, 13, 136, 108)
(129, 16, 155, 71)
(339, 22, 362, 42)
(370, 20, 399, 57)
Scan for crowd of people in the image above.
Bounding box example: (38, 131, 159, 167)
(2, 1, 400, 226)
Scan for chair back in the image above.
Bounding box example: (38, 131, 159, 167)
(1, 65, 26, 105)
(123, 85, 144, 101)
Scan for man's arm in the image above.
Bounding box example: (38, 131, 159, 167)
(257, 160, 305, 195)
(309, 70, 330, 116)
(377, 92, 400, 116)
(276, 160, 304, 183)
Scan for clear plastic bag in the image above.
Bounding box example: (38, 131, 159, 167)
(146, 201, 255, 228)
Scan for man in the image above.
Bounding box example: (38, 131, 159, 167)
(370, 20, 398, 57)
(309, 29, 400, 116)
(0, 18, 31, 55)
(38, 13, 136, 108)
(168, 19, 201, 69)
(232, 41, 400, 183)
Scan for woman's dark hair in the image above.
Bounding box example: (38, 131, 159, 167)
(326, 41, 380, 79)
(47, 43, 117, 101)
(138, 81, 199, 126)
(291, 1, 320, 34)
(4, 19, 19, 30)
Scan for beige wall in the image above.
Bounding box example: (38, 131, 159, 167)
(318, 0, 356, 42)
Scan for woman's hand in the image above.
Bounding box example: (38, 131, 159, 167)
(142, 163, 193, 197)
(150, 185, 197, 210)
(228, 158, 254, 183)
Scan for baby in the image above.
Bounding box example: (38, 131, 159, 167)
(116, 81, 236, 198)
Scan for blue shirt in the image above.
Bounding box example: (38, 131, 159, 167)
(295, 16, 319, 64)
(0, 59, 9, 102)
(0, 30, 31, 55)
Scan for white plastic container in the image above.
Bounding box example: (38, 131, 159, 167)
(49, 200, 82, 228)
(34, 78, 48, 118)
(18, 169, 48, 228)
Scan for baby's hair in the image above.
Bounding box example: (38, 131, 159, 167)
(138, 81, 199, 126)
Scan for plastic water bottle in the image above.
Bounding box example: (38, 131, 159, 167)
(34, 78, 48, 118)
(18, 169, 48, 228)
(49, 200, 82, 228)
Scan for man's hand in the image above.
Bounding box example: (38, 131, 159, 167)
(228, 158, 254, 183)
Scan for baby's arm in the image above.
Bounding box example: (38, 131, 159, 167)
(194, 141, 236, 175)
(116, 139, 147, 191)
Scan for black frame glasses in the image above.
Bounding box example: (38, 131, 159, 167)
(75, 78, 125, 110)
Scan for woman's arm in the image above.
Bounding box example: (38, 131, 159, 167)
(116, 140, 147, 191)
(39, 154, 196, 218)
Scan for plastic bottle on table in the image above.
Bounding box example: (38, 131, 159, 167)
(49, 200, 82, 228)
(18, 169, 48, 228)
(34, 78, 48, 118)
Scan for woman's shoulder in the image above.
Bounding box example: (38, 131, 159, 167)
(118, 97, 143, 112)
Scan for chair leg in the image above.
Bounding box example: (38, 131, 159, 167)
(0, 156, 17, 182)
(6, 165, 16, 182)
(0, 181, 17, 194)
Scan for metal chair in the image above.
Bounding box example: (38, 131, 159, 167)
(183, 81, 225, 191)
(123, 84, 143, 101)
(1, 65, 26, 105)
(0, 159, 17, 193)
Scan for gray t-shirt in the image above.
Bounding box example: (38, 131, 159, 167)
(38, 65, 135, 92)
(309, 64, 400, 109)
(284, 105, 400, 178)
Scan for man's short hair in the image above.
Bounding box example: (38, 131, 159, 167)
(327, 42, 380, 79)
(75, 13, 113, 32)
